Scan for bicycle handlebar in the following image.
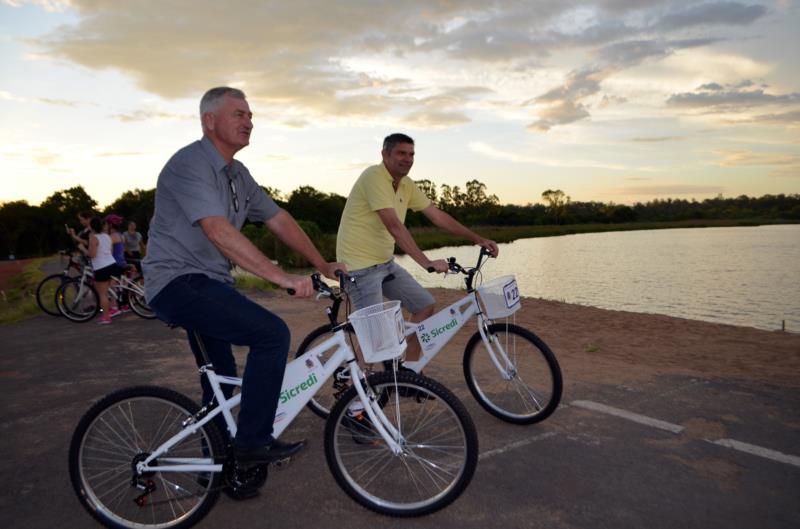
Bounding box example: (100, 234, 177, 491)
(287, 269, 353, 297)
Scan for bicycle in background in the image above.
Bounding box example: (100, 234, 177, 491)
(35, 249, 89, 316)
(55, 264, 156, 322)
(296, 247, 563, 425)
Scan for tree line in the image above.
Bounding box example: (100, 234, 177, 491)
(2, 181, 799, 260)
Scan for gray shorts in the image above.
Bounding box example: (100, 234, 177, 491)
(346, 260, 435, 314)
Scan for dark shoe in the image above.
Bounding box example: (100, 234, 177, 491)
(234, 438, 306, 465)
(343, 409, 377, 445)
(394, 365, 434, 402)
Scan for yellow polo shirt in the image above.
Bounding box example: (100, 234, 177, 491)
(336, 163, 431, 270)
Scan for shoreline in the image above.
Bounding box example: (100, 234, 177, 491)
(245, 287, 800, 390)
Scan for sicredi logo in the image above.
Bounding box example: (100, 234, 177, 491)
(279, 373, 318, 404)
(430, 318, 458, 338)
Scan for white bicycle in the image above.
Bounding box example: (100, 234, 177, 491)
(296, 248, 563, 424)
(69, 274, 478, 529)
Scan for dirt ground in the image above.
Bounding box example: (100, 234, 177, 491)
(0, 258, 36, 292)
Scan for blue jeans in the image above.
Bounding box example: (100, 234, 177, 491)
(149, 274, 290, 450)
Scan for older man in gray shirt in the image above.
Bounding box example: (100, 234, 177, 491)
(143, 87, 343, 479)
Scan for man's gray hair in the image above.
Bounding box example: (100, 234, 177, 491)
(199, 87, 247, 119)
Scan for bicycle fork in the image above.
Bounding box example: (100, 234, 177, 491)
(477, 318, 517, 381)
(349, 367, 405, 455)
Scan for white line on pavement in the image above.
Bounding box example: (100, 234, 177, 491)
(709, 438, 800, 468)
(571, 399, 800, 468)
(571, 400, 685, 434)
(479, 431, 558, 460)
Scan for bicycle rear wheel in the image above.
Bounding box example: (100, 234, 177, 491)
(463, 323, 563, 424)
(36, 273, 68, 316)
(325, 370, 478, 517)
(69, 386, 224, 529)
(128, 277, 157, 319)
(56, 278, 100, 322)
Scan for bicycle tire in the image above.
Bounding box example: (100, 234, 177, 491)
(36, 273, 68, 316)
(69, 386, 225, 529)
(325, 370, 478, 517)
(463, 323, 563, 424)
(56, 277, 100, 322)
(294, 323, 362, 419)
(128, 278, 157, 319)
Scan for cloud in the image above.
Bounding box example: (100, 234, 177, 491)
(711, 149, 800, 168)
(653, 2, 768, 31)
(97, 151, 143, 157)
(110, 110, 194, 123)
(21, 0, 789, 135)
(3, 0, 70, 12)
(469, 141, 638, 171)
(616, 184, 726, 195)
(37, 97, 80, 107)
(630, 136, 684, 142)
(667, 83, 800, 110)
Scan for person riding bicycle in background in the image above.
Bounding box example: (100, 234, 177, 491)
(336, 132, 499, 366)
(143, 86, 345, 472)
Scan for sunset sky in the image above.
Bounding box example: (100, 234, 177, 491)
(1, 0, 798, 208)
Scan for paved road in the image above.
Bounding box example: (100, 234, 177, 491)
(1, 294, 798, 529)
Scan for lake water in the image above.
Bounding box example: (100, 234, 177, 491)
(395, 225, 800, 332)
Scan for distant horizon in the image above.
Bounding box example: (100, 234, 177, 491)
(2, 1, 798, 207)
(6, 181, 798, 212)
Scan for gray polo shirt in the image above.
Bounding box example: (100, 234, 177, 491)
(143, 136, 280, 303)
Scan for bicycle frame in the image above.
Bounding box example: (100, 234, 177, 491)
(137, 327, 406, 475)
(401, 290, 517, 381)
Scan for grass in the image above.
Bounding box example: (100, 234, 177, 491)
(0, 258, 49, 324)
(232, 268, 279, 292)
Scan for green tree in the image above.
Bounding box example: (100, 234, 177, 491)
(541, 189, 570, 224)
(105, 188, 155, 234)
(416, 179, 438, 203)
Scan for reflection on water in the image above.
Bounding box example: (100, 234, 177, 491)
(395, 225, 800, 332)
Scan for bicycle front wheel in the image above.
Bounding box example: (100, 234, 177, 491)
(36, 273, 68, 316)
(325, 370, 478, 517)
(69, 386, 225, 529)
(56, 278, 99, 322)
(463, 323, 563, 424)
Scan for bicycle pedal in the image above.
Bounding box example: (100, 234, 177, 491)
(271, 457, 291, 469)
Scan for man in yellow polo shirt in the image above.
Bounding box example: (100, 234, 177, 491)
(337, 133, 499, 364)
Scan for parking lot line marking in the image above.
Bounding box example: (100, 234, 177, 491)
(708, 438, 800, 468)
(479, 431, 558, 460)
(571, 400, 685, 434)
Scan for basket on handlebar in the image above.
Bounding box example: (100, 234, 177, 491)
(477, 275, 521, 319)
(348, 300, 407, 363)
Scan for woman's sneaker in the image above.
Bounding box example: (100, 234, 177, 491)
(108, 307, 122, 318)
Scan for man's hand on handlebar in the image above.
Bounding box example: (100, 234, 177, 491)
(281, 274, 314, 297)
(426, 259, 450, 274)
(320, 261, 348, 281)
(479, 239, 499, 258)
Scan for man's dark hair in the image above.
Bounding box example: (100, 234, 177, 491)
(382, 133, 414, 153)
(78, 211, 94, 220)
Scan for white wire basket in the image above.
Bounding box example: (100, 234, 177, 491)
(477, 275, 521, 319)
(348, 300, 407, 363)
